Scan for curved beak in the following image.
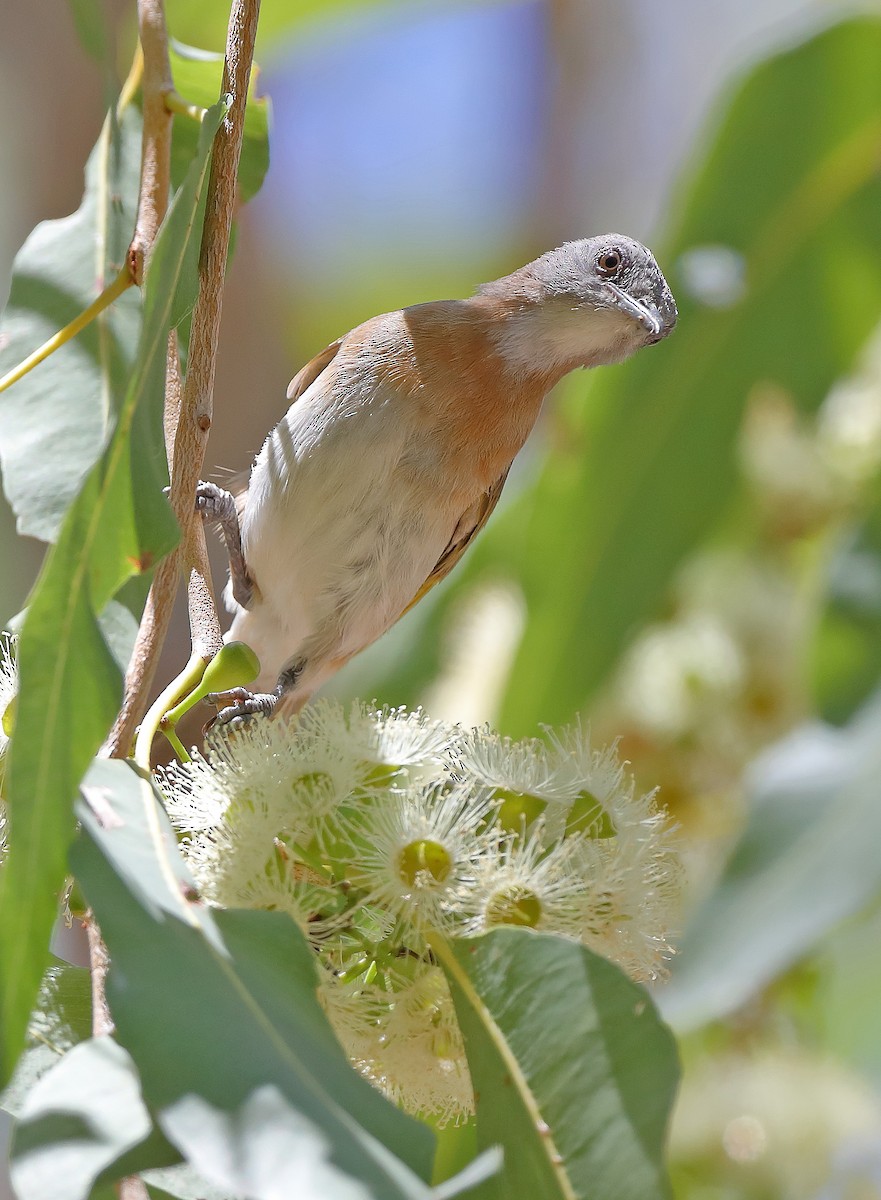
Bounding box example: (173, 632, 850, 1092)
(608, 282, 662, 336)
(607, 281, 677, 343)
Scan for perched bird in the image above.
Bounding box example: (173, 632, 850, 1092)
(198, 234, 677, 724)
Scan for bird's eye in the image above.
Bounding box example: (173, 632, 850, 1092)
(596, 249, 623, 276)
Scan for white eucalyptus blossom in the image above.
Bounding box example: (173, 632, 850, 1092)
(334, 783, 496, 932)
(319, 962, 472, 1124)
(298, 699, 460, 784)
(453, 721, 636, 841)
(157, 700, 679, 1123)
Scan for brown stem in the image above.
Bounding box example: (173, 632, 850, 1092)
(107, 0, 261, 757)
(96, 2, 257, 1191)
(171, 0, 261, 657)
(127, 0, 174, 286)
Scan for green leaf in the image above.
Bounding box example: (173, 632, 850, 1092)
(659, 688, 881, 1032)
(10, 1039, 153, 1200)
(435, 930, 679, 1200)
(165, 0, 500, 56)
(67, 0, 109, 62)
(1, 964, 92, 1119)
(498, 16, 881, 734)
(168, 41, 270, 204)
(0, 105, 142, 542)
(70, 758, 438, 1197)
(0, 101, 227, 1084)
(812, 487, 881, 723)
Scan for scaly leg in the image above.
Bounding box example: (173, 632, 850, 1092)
(208, 662, 305, 729)
(195, 480, 254, 609)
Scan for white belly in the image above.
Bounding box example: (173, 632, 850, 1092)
(227, 382, 458, 693)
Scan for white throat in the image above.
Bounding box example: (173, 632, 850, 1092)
(488, 300, 642, 377)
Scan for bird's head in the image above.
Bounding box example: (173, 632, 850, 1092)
(478, 234, 677, 377)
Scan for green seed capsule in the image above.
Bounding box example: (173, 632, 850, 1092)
(486, 887, 542, 928)
(202, 641, 261, 692)
(398, 839, 452, 886)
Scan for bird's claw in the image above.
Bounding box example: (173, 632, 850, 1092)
(205, 687, 278, 731)
(195, 480, 234, 523)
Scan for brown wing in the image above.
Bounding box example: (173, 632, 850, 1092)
(399, 468, 511, 619)
(286, 337, 344, 402)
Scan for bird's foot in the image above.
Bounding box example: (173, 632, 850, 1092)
(195, 481, 254, 610)
(195, 479, 236, 523)
(206, 687, 277, 730)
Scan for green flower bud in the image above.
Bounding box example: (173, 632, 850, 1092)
(1, 693, 16, 739)
(566, 790, 616, 838)
(495, 787, 546, 832)
(486, 886, 542, 928)
(202, 641, 261, 693)
(398, 838, 452, 886)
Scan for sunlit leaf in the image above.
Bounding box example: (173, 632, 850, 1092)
(168, 41, 270, 203)
(1, 964, 91, 1120)
(71, 758, 437, 1196)
(0, 101, 227, 1084)
(9, 1039, 168, 1200)
(0, 106, 142, 542)
(436, 930, 679, 1200)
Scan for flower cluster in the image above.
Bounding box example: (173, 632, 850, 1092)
(157, 701, 679, 1123)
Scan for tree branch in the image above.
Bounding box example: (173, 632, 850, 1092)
(127, 0, 174, 286)
(171, 0, 261, 655)
(107, 0, 261, 759)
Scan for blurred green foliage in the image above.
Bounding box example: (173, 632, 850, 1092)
(3, 2, 881, 1197)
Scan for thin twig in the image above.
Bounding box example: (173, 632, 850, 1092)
(127, 0, 175, 286)
(107, 0, 260, 759)
(171, 0, 261, 658)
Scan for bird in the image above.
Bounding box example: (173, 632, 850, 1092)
(197, 234, 677, 725)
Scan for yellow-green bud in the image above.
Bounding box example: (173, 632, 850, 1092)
(202, 641, 261, 693)
(486, 887, 542, 928)
(2, 694, 16, 739)
(398, 839, 452, 886)
(495, 788, 545, 832)
(566, 791, 615, 838)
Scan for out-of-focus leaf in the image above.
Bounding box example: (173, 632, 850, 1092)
(659, 688, 881, 1032)
(67, 0, 109, 61)
(436, 929, 679, 1200)
(0, 105, 142, 542)
(10, 1039, 154, 1200)
(166, 0, 510, 56)
(812, 490, 881, 723)
(0, 102, 227, 1084)
(70, 757, 437, 1196)
(98, 599, 141, 673)
(1, 965, 91, 1119)
(168, 41, 270, 203)
(498, 16, 881, 734)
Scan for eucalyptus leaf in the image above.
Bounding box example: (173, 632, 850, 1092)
(10, 1039, 152, 1200)
(0, 105, 142, 542)
(436, 929, 679, 1200)
(0, 964, 92, 1119)
(495, 16, 881, 733)
(168, 41, 270, 203)
(812, 487, 881, 723)
(70, 757, 438, 1196)
(165, 0, 497, 56)
(659, 688, 881, 1032)
(0, 101, 227, 1083)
